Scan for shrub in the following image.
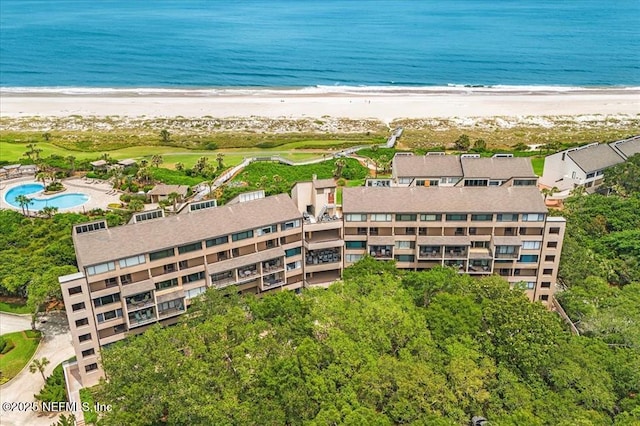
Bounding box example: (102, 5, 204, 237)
(85, 172, 99, 179)
(0, 336, 6, 352)
(45, 182, 64, 192)
(1, 339, 15, 355)
(35, 363, 67, 403)
(120, 194, 132, 203)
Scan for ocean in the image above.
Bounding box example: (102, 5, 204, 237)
(1, 0, 639, 91)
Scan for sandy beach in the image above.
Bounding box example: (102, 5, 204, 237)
(1, 88, 638, 122)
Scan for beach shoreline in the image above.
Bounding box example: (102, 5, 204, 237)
(1, 88, 638, 122)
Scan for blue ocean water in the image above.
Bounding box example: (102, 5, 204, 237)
(0, 0, 639, 89)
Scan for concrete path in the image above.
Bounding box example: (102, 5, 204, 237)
(0, 312, 75, 426)
(0, 313, 30, 335)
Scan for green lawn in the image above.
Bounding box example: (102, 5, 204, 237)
(531, 157, 545, 176)
(79, 388, 98, 425)
(0, 301, 31, 314)
(0, 330, 42, 383)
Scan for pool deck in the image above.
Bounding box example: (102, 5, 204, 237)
(0, 176, 123, 214)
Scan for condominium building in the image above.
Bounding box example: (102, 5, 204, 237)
(342, 186, 565, 301)
(59, 164, 565, 387)
(391, 153, 538, 187)
(60, 194, 305, 386)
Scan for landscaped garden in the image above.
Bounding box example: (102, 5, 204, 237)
(0, 330, 42, 384)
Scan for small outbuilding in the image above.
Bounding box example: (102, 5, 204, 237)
(147, 184, 189, 203)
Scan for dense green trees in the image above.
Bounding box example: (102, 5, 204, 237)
(95, 263, 639, 425)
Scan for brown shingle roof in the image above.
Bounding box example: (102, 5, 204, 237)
(147, 184, 189, 196)
(393, 155, 463, 178)
(567, 144, 624, 173)
(610, 136, 640, 159)
(73, 194, 301, 267)
(342, 186, 547, 214)
(460, 157, 536, 179)
(313, 178, 337, 189)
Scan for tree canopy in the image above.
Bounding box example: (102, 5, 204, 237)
(96, 263, 639, 425)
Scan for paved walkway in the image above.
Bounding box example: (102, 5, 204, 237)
(0, 313, 30, 335)
(0, 312, 75, 426)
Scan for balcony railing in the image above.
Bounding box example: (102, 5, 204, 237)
(128, 308, 156, 327)
(263, 273, 285, 289)
(158, 306, 186, 319)
(444, 250, 467, 258)
(495, 253, 518, 259)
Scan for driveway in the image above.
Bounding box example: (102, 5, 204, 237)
(0, 312, 75, 426)
(0, 313, 31, 335)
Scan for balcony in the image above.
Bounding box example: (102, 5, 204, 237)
(468, 260, 491, 273)
(444, 246, 467, 258)
(418, 245, 442, 259)
(125, 291, 154, 312)
(306, 248, 341, 265)
(211, 270, 235, 289)
(128, 307, 157, 328)
(495, 252, 518, 259)
(237, 264, 259, 283)
(444, 260, 466, 272)
(262, 272, 285, 289)
(262, 258, 284, 273)
(369, 245, 393, 259)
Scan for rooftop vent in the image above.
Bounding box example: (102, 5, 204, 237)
(426, 151, 446, 156)
(461, 154, 481, 159)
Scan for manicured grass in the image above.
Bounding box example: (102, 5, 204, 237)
(148, 168, 206, 186)
(0, 301, 31, 314)
(0, 330, 42, 383)
(531, 157, 545, 176)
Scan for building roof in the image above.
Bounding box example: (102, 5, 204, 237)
(73, 194, 301, 267)
(610, 136, 640, 159)
(147, 184, 189, 196)
(393, 155, 463, 178)
(117, 158, 137, 166)
(342, 186, 547, 215)
(313, 178, 337, 189)
(460, 157, 536, 179)
(567, 144, 625, 173)
(90, 160, 107, 167)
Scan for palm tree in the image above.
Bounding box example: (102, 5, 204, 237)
(151, 155, 163, 168)
(216, 153, 225, 171)
(136, 167, 152, 185)
(160, 129, 171, 143)
(158, 199, 171, 212)
(29, 357, 50, 381)
(42, 132, 51, 142)
(66, 155, 76, 175)
(128, 199, 145, 212)
(175, 162, 185, 172)
(15, 195, 33, 215)
(139, 159, 149, 168)
(193, 157, 208, 174)
(39, 206, 59, 218)
(541, 186, 560, 201)
(35, 171, 48, 186)
(167, 192, 180, 212)
(333, 159, 346, 178)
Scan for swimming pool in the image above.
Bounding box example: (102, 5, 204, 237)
(4, 182, 89, 210)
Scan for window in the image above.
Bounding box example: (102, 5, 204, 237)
(179, 260, 188, 270)
(79, 333, 92, 343)
(496, 246, 517, 254)
(345, 254, 363, 263)
(395, 241, 414, 249)
(345, 214, 367, 222)
(182, 271, 205, 284)
(346, 241, 366, 249)
(489, 180, 502, 186)
(120, 274, 132, 285)
(446, 214, 467, 221)
(286, 261, 301, 271)
(541, 281, 551, 288)
(369, 227, 379, 236)
(232, 230, 253, 241)
(85, 363, 98, 372)
(420, 214, 442, 221)
(405, 227, 416, 235)
(543, 268, 553, 275)
(93, 293, 120, 307)
(105, 277, 118, 287)
(539, 295, 549, 301)
(162, 263, 176, 274)
(513, 179, 537, 186)
(370, 214, 391, 222)
(464, 179, 488, 187)
(471, 214, 493, 221)
(178, 242, 202, 254)
(75, 318, 89, 327)
(522, 213, 545, 222)
(497, 214, 518, 222)
(210, 270, 233, 283)
(185, 286, 206, 299)
(282, 219, 301, 230)
(75, 221, 106, 234)
(135, 210, 163, 222)
(522, 241, 541, 250)
(518, 255, 539, 263)
(266, 239, 277, 249)
(118, 254, 146, 269)
(472, 241, 489, 248)
(189, 199, 216, 211)
(149, 248, 174, 261)
(285, 247, 302, 257)
(545, 255, 556, 262)
(96, 309, 123, 323)
(206, 236, 228, 247)
(526, 282, 535, 289)
(155, 278, 178, 291)
(68, 286, 82, 295)
(586, 172, 595, 179)
(86, 262, 115, 276)
(394, 254, 415, 262)
(549, 227, 560, 234)
(396, 214, 417, 222)
(357, 227, 368, 235)
(72, 302, 85, 312)
(159, 299, 183, 312)
(469, 227, 477, 235)
(81, 348, 95, 358)
(547, 241, 558, 248)
(256, 225, 277, 236)
(455, 227, 465, 235)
